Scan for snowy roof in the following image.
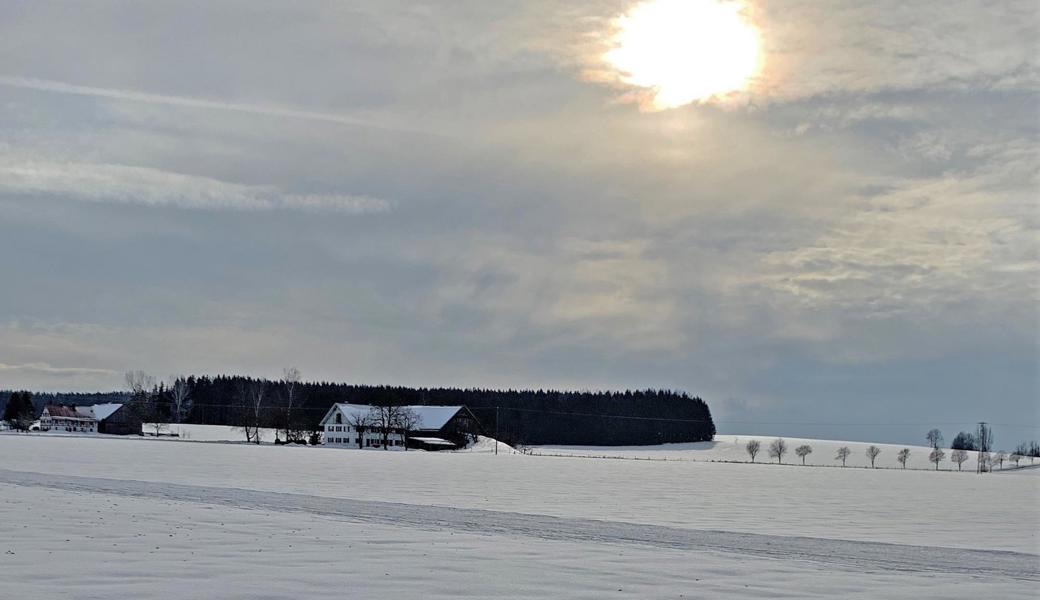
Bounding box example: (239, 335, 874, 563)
(410, 437, 456, 446)
(321, 403, 465, 431)
(410, 406, 465, 431)
(88, 403, 124, 421)
(322, 403, 375, 425)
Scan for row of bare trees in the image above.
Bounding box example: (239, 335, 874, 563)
(741, 429, 1027, 472)
(126, 368, 315, 444)
(923, 427, 1023, 472)
(233, 368, 314, 444)
(744, 438, 888, 468)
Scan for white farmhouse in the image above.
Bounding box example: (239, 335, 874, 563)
(319, 403, 402, 449)
(319, 403, 479, 450)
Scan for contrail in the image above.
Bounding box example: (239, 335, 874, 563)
(0, 75, 422, 134)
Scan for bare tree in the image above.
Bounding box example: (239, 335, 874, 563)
(745, 439, 761, 463)
(168, 376, 192, 424)
(126, 370, 164, 436)
(835, 446, 851, 467)
(126, 370, 155, 397)
(235, 381, 266, 444)
(278, 367, 306, 443)
(794, 444, 813, 465)
(896, 448, 910, 469)
(993, 451, 1007, 470)
(346, 410, 371, 449)
(366, 405, 419, 449)
(865, 445, 882, 468)
(768, 438, 788, 464)
(951, 449, 969, 471)
(396, 407, 419, 451)
(1009, 453, 1022, 467)
(929, 447, 945, 470)
(926, 429, 943, 450)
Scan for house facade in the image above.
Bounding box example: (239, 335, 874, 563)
(40, 405, 98, 433)
(320, 403, 406, 449)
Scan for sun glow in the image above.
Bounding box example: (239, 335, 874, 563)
(605, 0, 762, 110)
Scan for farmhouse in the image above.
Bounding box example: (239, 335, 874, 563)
(40, 405, 97, 433)
(39, 403, 141, 435)
(319, 403, 480, 450)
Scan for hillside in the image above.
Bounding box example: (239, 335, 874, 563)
(531, 434, 1032, 471)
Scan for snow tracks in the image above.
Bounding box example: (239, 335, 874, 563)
(1, 468, 1035, 581)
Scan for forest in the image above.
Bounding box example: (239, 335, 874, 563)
(1, 377, 716, 446)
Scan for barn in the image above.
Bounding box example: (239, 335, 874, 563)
(407, 405, 481, 450)
(91, 403, 142, 435)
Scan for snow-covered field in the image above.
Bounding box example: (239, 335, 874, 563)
(0, 432, 1036, 598)
(532, 434, 1036, 471)
(151, 422, 280, 443)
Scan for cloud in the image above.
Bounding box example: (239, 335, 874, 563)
(0, 158, 391, 214)
(0, 76, 419, 135)
(0, 0, 1035, 441)
(0, 362, 116, 377)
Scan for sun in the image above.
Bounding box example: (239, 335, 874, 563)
(604, 0, 762, 110)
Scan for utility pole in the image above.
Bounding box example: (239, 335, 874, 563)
(494, 406, 499, 455)
(976, 422, 990, 474)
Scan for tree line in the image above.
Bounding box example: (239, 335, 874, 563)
(9, 371, 714, 446)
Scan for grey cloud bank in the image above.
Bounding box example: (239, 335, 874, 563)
(0, 0, 1036, 445)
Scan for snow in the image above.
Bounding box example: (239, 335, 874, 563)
(410, 436, 454, 445)
(156, 423, 279, 443)
(0, 433, 1035, 598)
(456, 435, 515, 453)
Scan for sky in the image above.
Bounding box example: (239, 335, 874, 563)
(0, 0, 1037, 446)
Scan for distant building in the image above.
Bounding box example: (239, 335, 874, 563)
(319, 403, 480, 450)
(40, 405, 97, 433)
(91, 403, 142, 435)
(39, 403, 141, 435)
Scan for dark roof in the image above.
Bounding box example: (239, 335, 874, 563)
(44, 404, 83, 418)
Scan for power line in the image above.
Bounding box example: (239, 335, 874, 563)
(715, 420, 1040, 430)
